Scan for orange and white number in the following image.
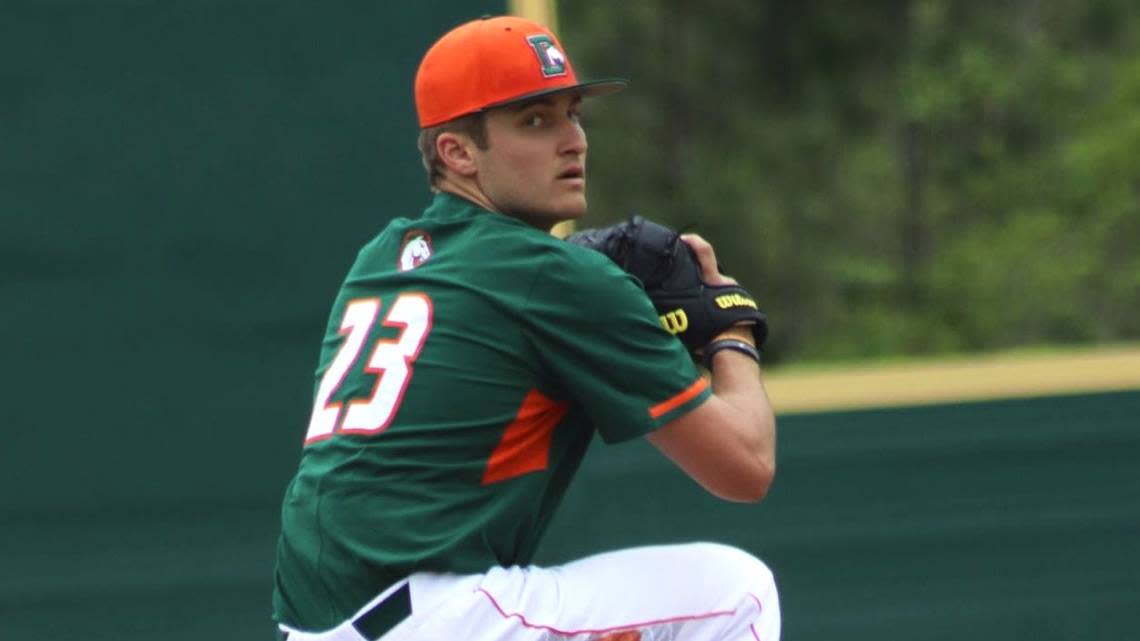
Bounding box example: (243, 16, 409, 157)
(304, 293, 433, 444)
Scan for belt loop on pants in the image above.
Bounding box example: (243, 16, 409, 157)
(353, 580, 412, 640)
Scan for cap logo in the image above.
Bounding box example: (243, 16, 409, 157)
(526, 34, 567, 78)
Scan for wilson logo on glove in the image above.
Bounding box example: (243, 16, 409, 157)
(659, 309, 689, 334)
(714, 293, 758, 310)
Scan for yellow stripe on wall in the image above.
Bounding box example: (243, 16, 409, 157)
(764, 344, 1140, 414)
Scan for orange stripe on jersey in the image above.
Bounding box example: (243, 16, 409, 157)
(482, 389, 570, 486)
(648, 377, 709, 419)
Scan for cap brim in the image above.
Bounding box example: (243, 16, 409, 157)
(482, 78, 628, 112)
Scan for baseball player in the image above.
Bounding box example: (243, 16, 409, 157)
(273, 15, 780, 641)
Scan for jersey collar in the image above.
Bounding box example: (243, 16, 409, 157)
(422, 191, 494, 221)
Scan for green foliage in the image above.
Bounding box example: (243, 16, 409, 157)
(562, 0, 1140, 364)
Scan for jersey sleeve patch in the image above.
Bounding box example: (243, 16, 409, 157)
(482, 388, 570, 486)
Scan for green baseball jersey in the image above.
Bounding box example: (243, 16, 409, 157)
(272, 192, 711, 630)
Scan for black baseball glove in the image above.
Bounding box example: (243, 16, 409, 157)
(566, 216, 768, 352)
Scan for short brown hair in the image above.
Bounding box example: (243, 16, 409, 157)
(417, 112, 489, 188)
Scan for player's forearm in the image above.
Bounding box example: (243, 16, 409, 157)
(647, 347, 777, 502)
(707, 325, 774, 427)
(709, 349, 777, 488)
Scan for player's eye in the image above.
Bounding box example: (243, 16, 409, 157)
(523, 113, 546, 128)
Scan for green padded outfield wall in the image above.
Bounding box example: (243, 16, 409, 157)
(1, 2, 500, 639)
(542, 390, 1140, 641)
(4, 3, 1139, 641)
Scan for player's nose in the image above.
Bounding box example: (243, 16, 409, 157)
(560, 118, 587, 157)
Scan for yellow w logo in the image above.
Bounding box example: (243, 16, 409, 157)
(659, 309, 689, 334)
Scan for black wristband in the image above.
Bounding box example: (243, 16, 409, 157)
(703, 338, 761, 369)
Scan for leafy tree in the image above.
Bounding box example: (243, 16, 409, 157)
(562, 0, 1140, 363)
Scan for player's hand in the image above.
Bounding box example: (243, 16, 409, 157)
(565, 216, 768, 352)
(680, 234, 738, 287)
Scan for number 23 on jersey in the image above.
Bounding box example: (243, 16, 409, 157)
(304, 293, 433, 445)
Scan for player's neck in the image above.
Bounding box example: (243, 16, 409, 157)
(435, 176, 498, 215)
(434, 176, 565, 233)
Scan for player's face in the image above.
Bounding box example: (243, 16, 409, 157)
(475, 92, 588, 230)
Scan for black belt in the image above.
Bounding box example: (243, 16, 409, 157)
(353, 581, 412, 639)
(278, 581, 412, 641)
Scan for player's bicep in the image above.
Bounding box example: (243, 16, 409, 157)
(647, 394, 774, 503)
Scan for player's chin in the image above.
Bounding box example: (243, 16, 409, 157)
(559, 201, 587, 220)
(552, 190, 588, 219)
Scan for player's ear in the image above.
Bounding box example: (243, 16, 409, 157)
(436, 132, 479, 178)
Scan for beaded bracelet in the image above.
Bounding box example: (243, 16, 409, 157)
(703, 338, 761, 369)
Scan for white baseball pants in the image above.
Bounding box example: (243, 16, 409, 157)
(278, 542, 780, 641)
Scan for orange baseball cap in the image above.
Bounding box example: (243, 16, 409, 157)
(415, 15, 627, 128)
